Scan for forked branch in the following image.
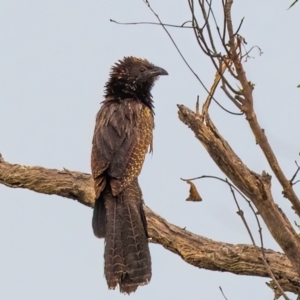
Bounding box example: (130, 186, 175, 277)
(177, 104, 300, 283)
(223, 0, 300, 217)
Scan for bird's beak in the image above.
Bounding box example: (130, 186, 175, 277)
(150, 66, 168, 76)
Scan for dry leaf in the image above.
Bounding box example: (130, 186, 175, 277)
(186, 180, 202, 202)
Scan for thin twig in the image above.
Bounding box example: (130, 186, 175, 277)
(110, 19, 194, 28)
(233, 17, 245, 36)
(202, 59, 232, 115)
(198, 0, 218, 54)
(290, 161, 300, 185)
(219, 286, 229, 300)
(221, 0, 227, 45)
(189, 0, 214, 57)
(182, 174, 290, 300)
(220, 85, 242, 109)
(143, 0, 240, 116)
(209, 1, 230, 57)
(227, 181, 290, 300)
(143, 0, 208, 94)
(189, 0, 242, 102)
(187, 0, 243, 115)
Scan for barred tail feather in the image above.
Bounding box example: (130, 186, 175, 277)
(93, 179, 151, 294)
(119, 181, 152, 293)
(103, 188, 125, 290)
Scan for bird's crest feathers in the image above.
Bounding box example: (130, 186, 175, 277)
(104, 57, 167, 110)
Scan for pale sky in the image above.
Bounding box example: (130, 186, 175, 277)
(1, 1, 300, 299)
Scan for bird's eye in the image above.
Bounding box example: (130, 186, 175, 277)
(140, 67, 146, 73)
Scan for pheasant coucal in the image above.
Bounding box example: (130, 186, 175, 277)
(91, 57, 168, 294)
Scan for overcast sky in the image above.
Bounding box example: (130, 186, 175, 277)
(1, 1, 300, 299)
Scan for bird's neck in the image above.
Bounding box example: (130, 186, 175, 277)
(105, 86, 154, 113)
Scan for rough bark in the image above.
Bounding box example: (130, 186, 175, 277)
(0, 155, 300, 295)
(178, 104, 300, 291)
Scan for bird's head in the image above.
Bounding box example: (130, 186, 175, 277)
(105, 56, 168, 101)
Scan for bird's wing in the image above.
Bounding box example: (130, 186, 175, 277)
(91, 99, 153, 198)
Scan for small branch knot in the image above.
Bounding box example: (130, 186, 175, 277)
(262, 171, 272, 183)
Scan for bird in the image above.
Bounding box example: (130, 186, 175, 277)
(91, 56, 168, 294)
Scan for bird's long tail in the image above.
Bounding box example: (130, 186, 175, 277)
(92, 179, 152, 294)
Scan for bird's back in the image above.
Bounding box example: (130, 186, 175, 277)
(91, 97, 154, 199)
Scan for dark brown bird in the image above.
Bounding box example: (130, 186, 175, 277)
(91, 57, 168, 294)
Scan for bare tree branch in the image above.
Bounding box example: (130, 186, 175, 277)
(177, 104, 300, 280)
(0, 155, 300, 295)
(222, 0, 300, 217)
